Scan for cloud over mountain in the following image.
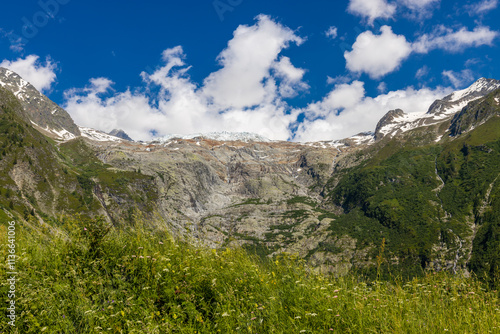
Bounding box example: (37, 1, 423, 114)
(0, 55, 57, 93)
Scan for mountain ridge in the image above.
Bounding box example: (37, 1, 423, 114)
(0, 67, 80, 139)
(1, 67, 498, 147)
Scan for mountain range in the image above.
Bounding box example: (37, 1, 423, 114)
(1, 67, 500, 279)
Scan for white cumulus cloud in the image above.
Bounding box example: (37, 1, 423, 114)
(294, 81, 452, 142)
(201, 14, 304, 109)
(0, 55, 57, 92)
(64, 15, 306, 141)
(347, 0, 396, 25)
(64, 79, 160, 141)
(344, 26, 412, 79)
(344, 24, 498, 78)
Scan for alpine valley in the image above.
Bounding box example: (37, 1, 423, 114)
(1, 66, 500, 279)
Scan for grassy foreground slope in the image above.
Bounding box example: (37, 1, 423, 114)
(1, 214, 499, 333)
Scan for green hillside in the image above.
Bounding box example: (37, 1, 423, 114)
(325, 115, 500, 279)
(0, 87, 159, 225)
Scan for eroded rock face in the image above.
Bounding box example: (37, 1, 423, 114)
(83, 134, 371, 270)
(449, 88, 500, 136)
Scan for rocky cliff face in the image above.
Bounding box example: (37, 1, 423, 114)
(449, 87, 500, 136)
(108, 129, 133, 141)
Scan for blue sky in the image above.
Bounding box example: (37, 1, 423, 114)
(1, 0, 499, 141)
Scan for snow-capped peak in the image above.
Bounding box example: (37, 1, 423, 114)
(79, 127, 125, 142)
(0, 67, 30, 101)
(365, 78, 500, 142)
(157, 131, 271, 143)
(448, 78, 500, 103)
(0, 67, 81, 137)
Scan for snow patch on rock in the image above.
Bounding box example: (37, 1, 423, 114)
(79, 127, 124, 142)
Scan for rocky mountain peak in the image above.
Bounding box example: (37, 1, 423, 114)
(449, 85, 500, 136)
(374, 109, 406, 140)
(445, 78, 500, 103)
(108, 129, 133, 141)
(0, 67, 80, 139)
(367, 78, 500, 143)
(426, 78, 500, 119)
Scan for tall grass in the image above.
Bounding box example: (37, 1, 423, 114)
(1, 216, 500, 333)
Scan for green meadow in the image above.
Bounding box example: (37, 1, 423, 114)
(1, 215, 499, 333)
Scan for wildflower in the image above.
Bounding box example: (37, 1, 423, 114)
(222, 312, 229, 317)
(83, 228, 87, 231)
(139, 256, 144, 259)
(159, 241, 163, 244)
(335, 314, 340, 317)
(333, 295, 338, 298)
(294, 316, 301, 319)
(300, 330, 307, 333)
(251, 317, 256, 320)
